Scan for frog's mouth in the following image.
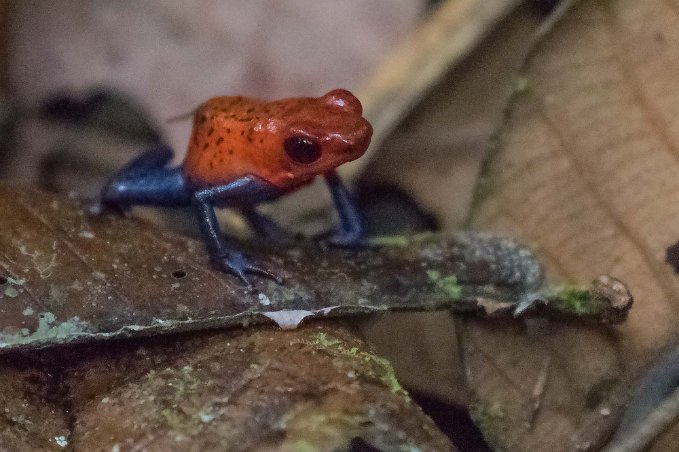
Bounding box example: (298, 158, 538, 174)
(342, 125, 372, 162)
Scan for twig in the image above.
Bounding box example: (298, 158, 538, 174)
(602, 386, 679, 452)
(526, 356, 551, 429)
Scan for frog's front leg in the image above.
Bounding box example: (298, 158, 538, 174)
(192, 177, 283, 288)
(323, 170, 365, 247)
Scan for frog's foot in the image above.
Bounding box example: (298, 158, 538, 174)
(215, 251, 283, 289)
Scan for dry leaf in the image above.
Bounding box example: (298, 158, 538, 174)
(66, 324, 455, 451)
(0, 185, 627, 353)
(465, 0, 679, 450)
(0, 324, 455, 450)
(0, 354, 68, 451)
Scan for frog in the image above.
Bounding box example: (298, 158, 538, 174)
(98, 89, 373, 288)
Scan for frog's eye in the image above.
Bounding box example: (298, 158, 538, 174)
(284, 135, 321, 164)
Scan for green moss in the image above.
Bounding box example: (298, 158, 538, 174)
(368, 235, 411, 247)
(312, 332, 338, 348)
(369, 354, 404, 396)
(291, 440, 317, 452)
(469, 401, 507, 451)
(165, 365, 201, 400)
(513, 75, 533, 96)
(159, 408, 184, 430)
(310, 332, 405, 396)
(368, 232, 438, 248)
(426, 270, 462, 300)
(547, 285, 597, 315)
(0, 312, 88, 347)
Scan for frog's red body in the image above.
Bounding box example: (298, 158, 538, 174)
(183, 90, 371, 192)
(101, 89, 372, 287)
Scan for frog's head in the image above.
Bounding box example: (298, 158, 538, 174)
(272, 89, 372, 187)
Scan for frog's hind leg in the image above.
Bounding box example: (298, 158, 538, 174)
(241, 207, 297, 242)
(98, 144, 190, 211)
(115, 144, 174, 177)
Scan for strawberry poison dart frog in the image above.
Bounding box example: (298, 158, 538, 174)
(99, 89, 373, 287)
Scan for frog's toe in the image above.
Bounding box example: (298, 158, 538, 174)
(216, 252, 283, 288)
(246, 265, 284, 285)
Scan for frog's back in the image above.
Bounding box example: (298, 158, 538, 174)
(182, 96, 280, 188)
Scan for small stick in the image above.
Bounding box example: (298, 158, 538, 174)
(602, 386, 679, 452)
(526, 356, 551, 429)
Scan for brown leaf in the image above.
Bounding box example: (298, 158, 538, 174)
(0, 354, 68, 451)
(465, 0, 679, 449)
(65, 324, 455, 451)
(0, 324, 455, 450)
(0, 184, 627, 353)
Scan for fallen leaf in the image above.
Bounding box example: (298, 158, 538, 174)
(0, 185, 627, 353)
(65, 324, 456, 451)
(465, 0, 679, 449)
(0, 323, 455, 451)
(0, 354, 68, 451)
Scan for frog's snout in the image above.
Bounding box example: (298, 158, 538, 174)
(354, 118, 373, 154)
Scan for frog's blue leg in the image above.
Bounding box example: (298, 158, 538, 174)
(192, 176, 283, 288)
(323, 170, 365, 247)
(241, 207, 296, 242)
(99, 145, 190, 209)
(117, 144, 174, 176)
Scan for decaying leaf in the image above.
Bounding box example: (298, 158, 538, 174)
(0, 185, 629, 353)
(66, 324, 454, 451)
(0, 323, 456, 451)
(465, 0, 679, 449)
(0, 353, 69, 451)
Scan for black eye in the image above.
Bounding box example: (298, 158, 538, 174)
(284, 135, 321, 164)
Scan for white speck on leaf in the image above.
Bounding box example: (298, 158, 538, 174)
(54, 435, 68, 447)
(258, 293, 271, 306)
(198, 410, 215, 423)
(262, 310, 313, 329)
